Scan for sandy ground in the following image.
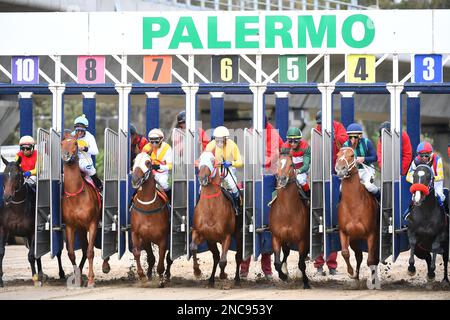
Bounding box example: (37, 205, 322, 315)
(0, 244, 449, 300)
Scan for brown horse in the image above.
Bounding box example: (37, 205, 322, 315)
(130, 151, 173, 288)
(1, 156, 65, 287)
(269, 151, 310, 289)
(335, 146, 380, 289)
(61, 133, 110, 287)
(190, 151, 242, 287)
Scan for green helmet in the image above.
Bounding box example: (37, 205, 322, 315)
(286, 127, 302, 138)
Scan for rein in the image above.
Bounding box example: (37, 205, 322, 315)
(131, 166, 167, 216)
(64, 178, 85, 198)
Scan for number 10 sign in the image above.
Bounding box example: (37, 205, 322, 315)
(12, 56, 39, 84)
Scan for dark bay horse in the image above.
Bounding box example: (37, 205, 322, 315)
(61, 133, 110, 287)
(407, 164, 449, 282)
(190, 151, 242, 287)
(1, 156, 65, 287)
(130, 152, 173, 288)
(335, 147, 380, 289)
(269, 151, 310, 289)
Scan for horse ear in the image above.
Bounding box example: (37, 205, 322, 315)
(1, 155, 9, 166)
(63, 130, 73, 140)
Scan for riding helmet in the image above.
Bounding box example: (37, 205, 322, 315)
(316, 110, 322, 124)
(417, 141, 433, 154)
(130, 124, 137, 136)
(177, 111, 186, 123)
(19, 135, 35, 146)
(378, 121, 390, 135)
(148, 128, 164, 140)
(346, 123, 363, 134)
(286, 127, 302, 138)
(213, 126, 230, 139)
(74, 114, 89, 127)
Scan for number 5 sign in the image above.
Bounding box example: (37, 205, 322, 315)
(12, 56, 39, 84)
(346, 54, 375, 83)
(77, 56, 105, 84)
(413, 54, 442, 83)
(278, 55, 307, 83)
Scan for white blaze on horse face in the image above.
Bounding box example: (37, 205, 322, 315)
(280, 159, 286, 170)
(133, 152, 151, 175)
(414, 190, 421, 203)
(417, 170, 425, 184)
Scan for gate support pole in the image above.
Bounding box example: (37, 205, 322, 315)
(274, 92, 289, 140)
(340, 91, 354, 128)
(49, 84, 65, 133)
(19, 92, 33, 137)
(210, 92, 224, 130)
(82, 92, 96, 137)
(406, 91, 420, 155)
(146, 92, 160, 134)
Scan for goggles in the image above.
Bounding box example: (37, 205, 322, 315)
(419, 153, 431, 158)
(349, 135, 359, 140)
(20, 145, 33, 151)
(287, 138, 300, 144)
(149, 138, 161, 144)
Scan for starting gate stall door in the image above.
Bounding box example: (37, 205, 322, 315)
(253, 129, 264, 260)
(380, 129, 394, 263)
(102, 128, 119, 259)
(49, 129, 63, 257)
(186, 129, 199, 259)
(392, 130, 405, 261)
(324, 130, 341, 257)
(35, 128, 51, 258)
(171, 128, 188, 260)
(118, 129, 128, 258)
(243, 128, 255, 261)
(310, 128, 324, 261)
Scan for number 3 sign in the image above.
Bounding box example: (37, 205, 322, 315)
(413, 54, 442, 83)
(77, 56, 105, 84)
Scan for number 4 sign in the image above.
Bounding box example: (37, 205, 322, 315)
(77, 56, 105, 84)
(346, 54, 375, 83)
(413, 54, 442, 83)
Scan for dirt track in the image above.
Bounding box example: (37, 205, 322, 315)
(0, 245, 449, 300)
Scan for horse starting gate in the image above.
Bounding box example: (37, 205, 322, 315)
(310, 128, 325, 261)
(243, 128, 255, 261)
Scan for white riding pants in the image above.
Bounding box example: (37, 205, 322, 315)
(435, 180, 445, 202)
(222, 167, 239, 194)
(79, 155, 96, 176)
(296, 172, 308, 186)
(154, 171, 170, 191)
(358, 166, 378, 194)
(25, 176, 37, 186)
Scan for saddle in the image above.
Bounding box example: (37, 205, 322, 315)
(220, 188, 241, 216)
(83, 176, 102, 209)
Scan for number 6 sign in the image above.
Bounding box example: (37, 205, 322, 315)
(77, 56, 105, 84)
(413, 54, 442, 83)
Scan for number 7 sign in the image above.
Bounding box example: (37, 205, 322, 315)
(144, 56, 172, 83)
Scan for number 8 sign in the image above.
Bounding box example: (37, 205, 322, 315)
(77, 56, 105, 84)
(413, 54, 442, 83)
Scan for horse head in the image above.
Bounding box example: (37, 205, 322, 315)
(61, 133, 79, 164)
(131, 152, 153, 189)
(2, 155, 24, 204)
(276, 149, 294, 188)
(197, 151, 217, 187)
(410, 164, 434, 206)
(335, 147, 357, 179)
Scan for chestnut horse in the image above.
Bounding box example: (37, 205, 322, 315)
(269, 151, 310, 289)
(1, 156, 65, 286)
(335, 147, 380, 289)
(61, 133, 110, 287)
(190, 151, 242, 287)
(130, 152, 173, 287)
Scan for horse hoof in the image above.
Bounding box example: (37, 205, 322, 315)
(427, 273, 436, 281)
(102, 264, 111, 274)
(279, 273, 288, 282)
(59, 272, 66, 280)
(0, 282, 3, 288)
(208, 281, 215, 288)
(158, 281, 165, 288)
(442, 277, 449, 283)
(303, 283, 311, 290)
(281, 263, 288, 274)
(39, 273, 49, 283)
(366, 278, 381, 290)
(87, 281, 95, 288)
(234, 280, 241, 287)
(194, 269, 202, 278)
(33, 281, 42, 287)
(220, 272, 228, 280)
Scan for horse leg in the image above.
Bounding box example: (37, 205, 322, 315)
(207, 241, 220, 287)
(86, 222, 97, 288)
(443, 247, 449, 282)
(144, 243, 155, 281)
(281, 244, 290, 276)
(102, 257, 111, 274)
(156, 241, 167, 288)
(366, 232, 380, 290)
(0, 229, 6, 287)
(298, 242, 310, 289)
(339, 231, 354, 278)
(27, 236, 39, 286)
(219, 234, 232, 280)
(56, 250, 66, 280)
(65, 225, 81, 287)
(164, 251, 173, 282)
(131, 231, 145, 281)
(234, 226, 243, 286)
(428, 252, 437, 281)
(191, 230, 203, 278)
(273, 237, 288, 281)
(407, 235, 417, 276)
(77, 229, 88, 273)
(350, 240, 363, 280)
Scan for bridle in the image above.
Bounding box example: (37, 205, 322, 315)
(276, 156, 296, 189)
(335, 147, 357, 179)
(3, 167, 26, 205)
(61, 138, 79, 164)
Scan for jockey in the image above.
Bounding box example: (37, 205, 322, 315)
(176, 111, 209, 151)
(342, 123, 379, 200)
(142, 128, 172, 199)
(406, 141, 448, 214)
(130, 124, 148, 169)
(281, 127, 311, 199)
(15, 135, 37, 190)
(72, 115, 103, 192)
(205, 126, 243, 209)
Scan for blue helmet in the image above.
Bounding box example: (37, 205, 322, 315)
(74, 114, 89, 127)
(346, 123, 363, 134)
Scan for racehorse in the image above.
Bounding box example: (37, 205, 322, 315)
(335, 146, 380, 289)
(1, 156, 65, 287)
(269, 150, 310, 289)
(61, 132, 110, 288)
(130, 152, 173, 288)
(407, 164, 449, 282)
(190, 151, 242, 287)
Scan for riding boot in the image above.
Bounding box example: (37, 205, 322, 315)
(90, 174, 103, 193)
(304, 189, 311, 199)
(232, 191, 241, 215)
(165, 189, 172, 204)
(443, 197, 449, 216)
